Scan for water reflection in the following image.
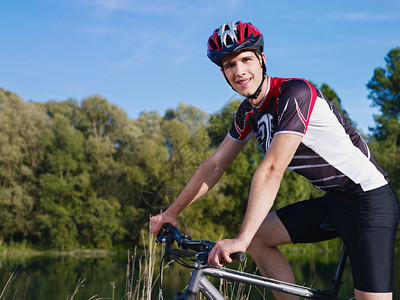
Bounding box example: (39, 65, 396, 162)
(0, 254, 128, 299)
(1, 250, 398, 299)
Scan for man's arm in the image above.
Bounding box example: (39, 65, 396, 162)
(208, 133, 302, 266)
(150, 135, 247, 236)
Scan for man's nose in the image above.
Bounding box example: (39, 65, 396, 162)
(235, 62, 246, 76)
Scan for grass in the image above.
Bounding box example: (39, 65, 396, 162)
(64, 226, 162, 300)
(218, 260, 268, 300)
(3, 226, 379, 299)
(0, 237, 335, 300)
(0, 226, 161, 300)
(124, 229, 161, 300)
(0, 265, 22, 299)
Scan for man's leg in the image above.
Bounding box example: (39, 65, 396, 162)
(247, 211, 298, 300)
(333, 185, 399, 300)
(354, 290, 392, 300)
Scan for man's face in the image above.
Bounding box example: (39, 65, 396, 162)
(221, 50, 265, 104)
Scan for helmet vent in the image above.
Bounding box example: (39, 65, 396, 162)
(216, 36, 222, 49)
(225, 35, 234, 47)
(209, 38, 218, 51)
(234, 29, 239, 40)
(244, 25, 249, 39)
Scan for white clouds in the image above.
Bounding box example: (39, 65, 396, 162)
(81, 0, 199, 18)
(329, 12, 398, 22)
(79, 0, 245, 20)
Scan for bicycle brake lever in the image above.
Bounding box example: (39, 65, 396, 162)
(195, 241, 215, 265)
(197, 251, 211, 265)
(155, 232, 165, 243)
(156, 223, 175, 244)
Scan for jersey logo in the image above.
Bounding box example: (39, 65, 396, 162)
(255, 114, 273, 151)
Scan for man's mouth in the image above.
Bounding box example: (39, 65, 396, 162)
(237, 78, 251, 86)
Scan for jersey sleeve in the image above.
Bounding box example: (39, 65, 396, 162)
(228, 101, 254, 142)
(276, 79, 317, 135)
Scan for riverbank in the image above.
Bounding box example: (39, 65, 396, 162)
(2, 235, 399, 260)
(1, 237, 399, 300)
(0, 241, 118, 264)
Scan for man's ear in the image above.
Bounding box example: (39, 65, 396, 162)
(221, 67, 228, 81)
(220, 68, 234, 89)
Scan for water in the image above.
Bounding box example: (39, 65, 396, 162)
(1, 250, 399, 299)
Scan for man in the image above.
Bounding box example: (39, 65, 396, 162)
(150, 21, 399, 299)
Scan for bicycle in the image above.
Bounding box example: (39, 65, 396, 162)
(156, 224, 348, 300)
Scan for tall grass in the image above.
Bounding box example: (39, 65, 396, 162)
(67, 226, 162, 300)
(0, 265, 21, 299)
(2, 225, 270, 300)
(124, 228, 162, 300)
(217, 261, 268, 300)
(0, 246, 27, 300)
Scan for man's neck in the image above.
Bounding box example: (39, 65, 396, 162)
(248, 76, 269, 107)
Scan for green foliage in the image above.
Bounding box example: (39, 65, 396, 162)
(0, 90, 49, 243)
(0, 47, 399, 249)
(367, 47, 400, 194)
(367, 48, 400, 130)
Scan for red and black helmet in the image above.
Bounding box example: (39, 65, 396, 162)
(207, 21, 264, 67)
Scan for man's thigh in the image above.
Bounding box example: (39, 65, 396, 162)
(275, 194, 339, 244)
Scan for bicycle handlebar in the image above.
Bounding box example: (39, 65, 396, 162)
(156, 223, 246, 263)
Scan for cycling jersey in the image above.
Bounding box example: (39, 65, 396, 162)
(228, 76, 388, 193)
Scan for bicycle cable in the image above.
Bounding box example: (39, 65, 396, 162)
(158, 246, 199, 299)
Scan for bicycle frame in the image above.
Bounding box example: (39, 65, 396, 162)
(156, 224, 348, 300)
(173, 246, 348, 300)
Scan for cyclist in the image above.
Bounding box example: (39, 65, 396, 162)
(150, 21, 400, 300)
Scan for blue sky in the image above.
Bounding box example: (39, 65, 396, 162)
(1, 0, 399, 133)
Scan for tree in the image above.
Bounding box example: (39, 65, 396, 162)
(33, 97, 129, 248)
(0, 78, 365, 249)
(367, 47, 400, 193)
(34, 112, 86, 249)
(0, 89, 50, 243)
(367, 47, 400, 140)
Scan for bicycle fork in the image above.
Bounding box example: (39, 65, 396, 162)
(173, 262, 225, 300)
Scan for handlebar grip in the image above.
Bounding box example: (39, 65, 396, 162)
(230, 252, 246, 262)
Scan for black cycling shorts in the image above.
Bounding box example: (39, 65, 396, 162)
(276, 184, 400, 293)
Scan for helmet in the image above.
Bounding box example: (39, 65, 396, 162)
(207, 21, 264, 67)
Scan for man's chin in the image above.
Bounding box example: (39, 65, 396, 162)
(238, 91, 257, 98)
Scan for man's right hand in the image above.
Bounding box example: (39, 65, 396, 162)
(150, 212, 178, 237)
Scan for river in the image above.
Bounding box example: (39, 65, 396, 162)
(1, 249, 399, 299)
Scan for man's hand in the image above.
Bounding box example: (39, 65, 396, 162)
(150, 212, 178, 237)
(208, 238, 247, 267)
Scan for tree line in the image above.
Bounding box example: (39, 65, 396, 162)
(0, 48, 399, 250)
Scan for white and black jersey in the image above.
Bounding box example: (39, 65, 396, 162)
(228, 76, 388, 193)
